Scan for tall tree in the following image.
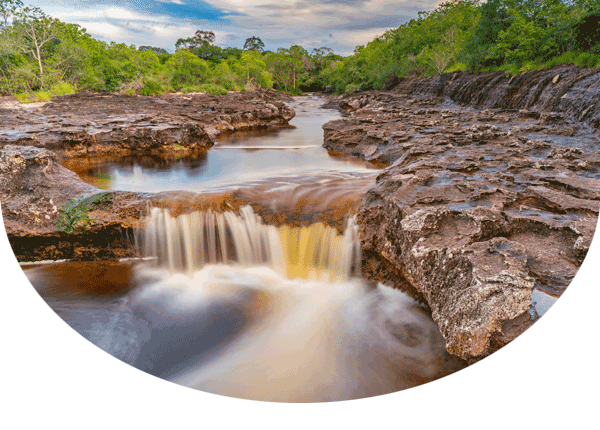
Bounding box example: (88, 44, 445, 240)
(139, 45, 168, 55)
(243, 36, 264, 52)
(0, 0, 23, 28)
(175, 30, 215, 50)
(11, 6, 59, 87)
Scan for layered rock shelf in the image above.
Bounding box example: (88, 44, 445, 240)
(1, 90, 296, 260)
(324, 66, 600, 362)
(0, 90, 295, 158)
(2, 67, 600, 363)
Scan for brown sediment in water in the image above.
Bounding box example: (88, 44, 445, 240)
(23, 260, 135, 297)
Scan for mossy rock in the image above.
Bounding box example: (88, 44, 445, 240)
(55, 192, 111, 233)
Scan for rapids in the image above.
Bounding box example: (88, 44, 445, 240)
(25, 95, 467, 402)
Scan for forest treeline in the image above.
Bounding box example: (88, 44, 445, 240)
(0, 0, 599, 101)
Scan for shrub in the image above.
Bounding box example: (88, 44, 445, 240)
(15, 92, 30, 103)
(444, 63, 468, 73)
(180, 85, 201, 93)
(139, 77, 165, 96)
(344, 83, 361, 94)
(55, 193, 111, 233)
(34, 91, 52, 102)
(197, 83, 228, 95)
(50, 82, 75, 96)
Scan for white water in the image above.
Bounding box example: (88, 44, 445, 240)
(139, 206, 361, 282)
(25, 95, 466, 402)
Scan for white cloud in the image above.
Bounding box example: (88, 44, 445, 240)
(50, 7, 168, 23)
(36, 0, 443, 55)
(80, 22, 124, 38)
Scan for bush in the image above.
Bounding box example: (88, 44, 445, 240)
(197, 83, 228, 95)
(444, 63, 468, 73)
(50, 82, 75, 95)
(344, 83, 361, 94)
(542, 51, 600, 69)
(15, 92, 30, 103)
(34, 91, 52, 102)
(139, 77, 165, 96)
(180, 85, 201, 93)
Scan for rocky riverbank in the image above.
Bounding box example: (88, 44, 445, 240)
(1, 90, 296, 260)
(2, 68, 599, 363)
(324, 66, 600, 362)
(0, 90, 295, 158)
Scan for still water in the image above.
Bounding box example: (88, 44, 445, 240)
(26, 95, 466, 402)
(62, 96, 379, 194)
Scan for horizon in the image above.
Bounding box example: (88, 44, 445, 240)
(24, 0, 443, 56)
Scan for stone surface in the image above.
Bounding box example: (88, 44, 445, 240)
(0, 90, 298, 261)
(324, 66, 600, 362)
(0, 90, 295, 158)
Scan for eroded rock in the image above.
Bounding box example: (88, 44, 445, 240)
(0, 90, 295, 158)
(325, 69, 600, 361)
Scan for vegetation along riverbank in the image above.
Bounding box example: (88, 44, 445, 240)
(1, 0, 600, 373)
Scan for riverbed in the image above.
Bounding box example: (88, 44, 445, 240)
(23, 95, 467, 401)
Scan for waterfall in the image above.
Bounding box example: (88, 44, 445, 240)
(138, 206, 361, 281)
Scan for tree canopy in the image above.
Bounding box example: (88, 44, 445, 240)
(0, 0, 598, 100)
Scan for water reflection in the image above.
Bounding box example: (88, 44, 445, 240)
(25, 261, 467, 401)
(62, 96, 379, 194)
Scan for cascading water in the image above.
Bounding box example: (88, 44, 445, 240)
(139, 205, 362, 282)
(25, 96, 467, 402)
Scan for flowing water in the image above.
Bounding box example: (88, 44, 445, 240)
(25, 95, 467, 402)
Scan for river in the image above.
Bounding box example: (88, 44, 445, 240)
(23, 95, 466, 402)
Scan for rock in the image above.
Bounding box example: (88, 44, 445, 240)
(389, 66, 600, 128)
(0, 90, 295, 159)
(324, 72, 600, 361)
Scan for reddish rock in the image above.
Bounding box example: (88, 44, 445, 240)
(324, 67, 600, 362)
(0, 90, 295, 159)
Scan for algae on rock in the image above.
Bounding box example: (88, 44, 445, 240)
(55, 192, 111, 233)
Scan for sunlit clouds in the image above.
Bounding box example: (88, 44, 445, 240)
(27, 0, 442, 55)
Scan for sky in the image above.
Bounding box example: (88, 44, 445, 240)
(25, 0, 441, 56)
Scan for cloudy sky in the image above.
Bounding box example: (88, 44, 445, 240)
(25, 0, 440, 56)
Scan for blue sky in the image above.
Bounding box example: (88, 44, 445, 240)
(26, 0, 440, 55)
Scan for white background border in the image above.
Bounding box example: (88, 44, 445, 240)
(1, 208, 598, 429)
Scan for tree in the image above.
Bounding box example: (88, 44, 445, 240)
(166, 50, 210, 89)
(243, 36, 264, 52)
(139, 45, 168, 55)
(0, 0, 22, 28)
(235, 50, 272, 89)
(11, 6, 60, 87)
(175, 30, 215, 50)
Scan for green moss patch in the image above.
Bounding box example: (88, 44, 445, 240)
(55, 192, 111, 233)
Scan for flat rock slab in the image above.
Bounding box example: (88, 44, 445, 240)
(0, 90, 295, 158)
(325, 75, 600, 362)
(1, 90, 296, 261)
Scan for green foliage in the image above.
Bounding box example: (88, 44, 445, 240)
(197, 83, 228, 95)
(14, 90, 28, 102)
(167, 50, 210, 89)
(543, 50, 600, 68)
(444, 62, 469, 73)
(344, 83, 361, 94)
(244, 36, 265, 52)
(179, 84, 201, 93)
(34, 89, 50, 101)
(55, 192, 110, 233)
(50, 81, 74, 95)
(139, 76, 164, 96)
(1, 0, 598, 98)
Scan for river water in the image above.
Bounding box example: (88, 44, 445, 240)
(24, 95, 466, 402)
